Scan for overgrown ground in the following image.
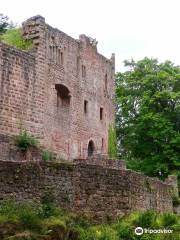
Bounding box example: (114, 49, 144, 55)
(0, 200, 179, 240)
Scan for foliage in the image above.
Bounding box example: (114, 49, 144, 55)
(0, 200, 19, 222)
(42, 150, 53, 161)
(160, 213, 178, 227)
(177, 172, 180, 195)
(172, 195, 180, 207)
(115, 58, 180, 186)
(17, 206, 41, 230)
(108, 124, 118, 158)
(0, 14, 9, 34)
(15, 130, 38, 152)
(0, 200, 41, 230)
(0, 200, 179, 240)
(133, 210, 157, 228)
(40, 189, 56, 218)
(1, 28, 33, 50)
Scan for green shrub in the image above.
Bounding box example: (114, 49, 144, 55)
(42, 150, 53, 161)
(76, 227, 94, 240)
(94, 225, 118, 240)
(0, 200, 18, 219)
(172, 195, 180, 207)
(0, 201, 41, 231)
(115, 222, 134, 240)
(78, 225, 118, 240)
(40, 189, 56, 218)
(1, 28, 33, 50)
(160, 213, 178, 227)
(0, 201, 179, 240)
(133, 210, 157, 228)
(15, 130, 38, 152)
(108, 124, 118, 158)
(18, 206, 41, 230)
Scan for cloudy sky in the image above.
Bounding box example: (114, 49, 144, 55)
(1, 0, 180, 71)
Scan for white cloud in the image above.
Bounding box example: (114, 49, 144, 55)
(1, 0, 180, 71)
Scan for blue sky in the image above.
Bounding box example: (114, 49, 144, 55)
(1, 0, 180, 71)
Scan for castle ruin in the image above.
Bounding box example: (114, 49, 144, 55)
(0, 16, 178, 221)
(0, 15, 115, 160)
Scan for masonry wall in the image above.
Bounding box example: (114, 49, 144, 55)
(40, 20, 115, 159)
(0, 160, 174, 222)
(0, 16, 115, 160)
(0, 42, 44, 137)
(22, 16, 115, 160)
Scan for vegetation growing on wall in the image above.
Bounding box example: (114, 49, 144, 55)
(0, 200, 179, 240)
(0, 28, 33, 50)
(15, 130, 38, 152)
(42, 150, 54, 161)
(108, 124, 118, 158)
(0, 14, 32, 50)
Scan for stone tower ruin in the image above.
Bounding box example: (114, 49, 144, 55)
(0, 16, 178, 219)
(0, 15, 115, 160)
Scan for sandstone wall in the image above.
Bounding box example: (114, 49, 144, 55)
(73, 157, 127, 170)
(40, 19, 115, 159)
(0, 160, 174, 222)
(0, 15, 115, 160)
(0, 43, 44, 136)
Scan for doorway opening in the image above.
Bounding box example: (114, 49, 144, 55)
(88, 140, 95, 157)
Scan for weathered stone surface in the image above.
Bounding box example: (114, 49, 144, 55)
(0, 15, 115, 160)
(0, 16, 178, 223)
(0, 160, 175, 222)
(73, 157, 126, 170)
(0, 134, 41, 161)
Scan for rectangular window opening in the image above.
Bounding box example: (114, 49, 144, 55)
(101, 138, 104, 151)
(60, 51, 64, 65)
(100, 107, 103, 120)
(82, 65, 86, 77)
(84, 100, 88, 114)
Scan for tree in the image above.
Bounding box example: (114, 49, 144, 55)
(0, 14, 9, 34)
(0, 14, 32, 50)
(116, 58, 180, 182)
(108, 124, 118, 158)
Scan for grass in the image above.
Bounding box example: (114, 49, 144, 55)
(0, 200, 179, 240)
(0, 28, 33, 50)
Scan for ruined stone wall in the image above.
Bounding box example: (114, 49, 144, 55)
(0, 134, 42, 162)
(0, 16, 115, 160)
(0, 160, 174, 222)
(23, 16, 115, 159)
(73, 157, 127, 170)
(0, 42, 44, 137)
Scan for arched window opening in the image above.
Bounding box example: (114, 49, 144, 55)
(55, 84, 71, 107)
(88, 140, 95, 157)
(58, 49, 64, 65)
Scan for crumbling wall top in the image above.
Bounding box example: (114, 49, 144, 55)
(79, 34, 98, 50)
(22, 15, 45, 25)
